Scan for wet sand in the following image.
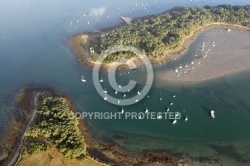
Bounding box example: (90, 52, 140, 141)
(156, 26, 250, 82)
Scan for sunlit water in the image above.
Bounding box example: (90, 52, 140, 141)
(0, 0, 250, 164)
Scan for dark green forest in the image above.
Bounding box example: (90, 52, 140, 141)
(25, 94, 86, 159)
(88, 5, 250, 61)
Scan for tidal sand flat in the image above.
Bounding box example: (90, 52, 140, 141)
(157, 26, 250, 82)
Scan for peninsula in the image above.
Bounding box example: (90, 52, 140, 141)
(1, 88, 189, 166)
(70, 5, 250, 71)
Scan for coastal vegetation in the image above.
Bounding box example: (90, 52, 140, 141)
(14, 89, 187, 166)
(25, 141, 49, 155)
(24, 93, 86, 160)
(88, 5, 250, 61)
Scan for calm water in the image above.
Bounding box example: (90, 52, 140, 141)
(1, 0, 250, 165)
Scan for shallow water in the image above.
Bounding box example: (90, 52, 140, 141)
(1, 0, 250, 164)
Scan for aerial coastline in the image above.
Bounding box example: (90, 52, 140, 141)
(156, 25, 250, 83)
(0, 88, 190, 166)
(69, 5, 250, 80)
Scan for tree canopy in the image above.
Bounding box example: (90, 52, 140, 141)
(88, 5, 250, 61)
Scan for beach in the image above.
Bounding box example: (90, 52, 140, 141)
(156, 26, 250, 83)
(69, 19, 250, 77)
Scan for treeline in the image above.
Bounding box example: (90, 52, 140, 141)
(89, 5, 250, 60)
(25, 94, 86, 159)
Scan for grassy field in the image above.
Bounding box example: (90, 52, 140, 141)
(16, 146, 107, 166)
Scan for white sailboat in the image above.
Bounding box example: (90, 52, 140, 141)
(145, 108, 149, 113)
(185, 116, 188, 122)
(172, 119, 177, 124)
(121, 107, 124, 114)
(157, 114, 162, 119)
(137, 91, 141, 95)
(170, 103, 174, 106)
(103, 88, 108, 94)
(104, 95, 107, 101)
(100, 77, 104, 83)
(123, 93, 126, 98)
(118, 99, 120, 104)
(211, 110, 215, 119)
(115, 89, 118, 95)
(81, 75, 86, 82)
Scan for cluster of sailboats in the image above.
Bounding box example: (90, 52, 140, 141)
(119, 105, 189, 124)
(173, 40, 216, 77)
(66, 0, 161, 29)
(81, 73, 216, 123)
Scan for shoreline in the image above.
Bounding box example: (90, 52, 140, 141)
(155, 25, 250, 83)
(69, 19, 250, 74)
(0, 88, 57, 166)
(3, 88, 190, 166)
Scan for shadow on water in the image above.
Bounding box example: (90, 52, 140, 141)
(202, 106, 211, 118)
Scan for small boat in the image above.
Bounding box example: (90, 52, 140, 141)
(175, 69, 179, 73)
(173, 95, 176, 98)
(185, 65, 188, 68)
(100, 77, 104, 82)
(185, 116, 188, 122)
(104, 95, 107, 101)
(147, 95, 149, 98)
(172, 119, 177, 124)
(191, 61, 194, 65)
(145, 108, 149, 113)
(135, 99, 139, 103)
(138, 115, 142, 119)
(157, 114, 162, 119)
(81, 75, 86, 82)
(160, 98, 162, 101)
(167, 107, 170, 112)
(123, 93, 126, 98)
(170, 103, 174, 106)
(179, 65, 183, 69)
(211, 110, 215, 119)
(103, 88, 108, 94)
(115, 90, 118, 95)
(118, 99, 120, 104)
(119, 85, 122, 89)
(137, 91, 141, 95)
(121, 107, 124, 114)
